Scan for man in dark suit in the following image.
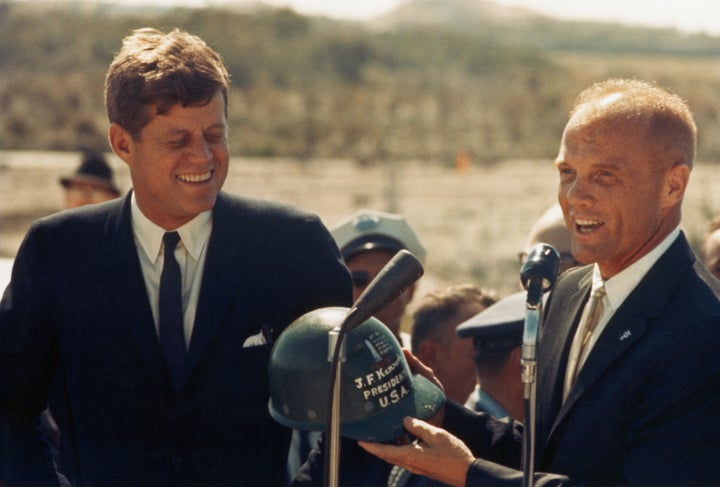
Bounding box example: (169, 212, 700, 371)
(0, 28, 352, 486)
(358, 79, 720, 486)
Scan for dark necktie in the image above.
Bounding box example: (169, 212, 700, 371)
(159, 231, 185, 390)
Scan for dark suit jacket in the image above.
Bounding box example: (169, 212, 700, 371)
(0, 192, 353, 486)
(445, 233, 720, 486)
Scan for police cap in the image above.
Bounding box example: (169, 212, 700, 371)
(456, 291, 525, 354)
(330, 210, 426, 264)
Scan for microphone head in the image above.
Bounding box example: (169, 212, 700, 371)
(342, 249, 423, 333)
(520, 243, 560, 295)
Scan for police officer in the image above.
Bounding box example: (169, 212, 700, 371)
(330, 209, 426, 347)
(456, 292, 526, 421)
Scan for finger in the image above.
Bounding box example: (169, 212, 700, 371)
(403, 417, 439, 443)
(402, 349, 444, 392)
(402, 349, 432, 377)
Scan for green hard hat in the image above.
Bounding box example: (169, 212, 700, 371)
(268, 307, 445, 442)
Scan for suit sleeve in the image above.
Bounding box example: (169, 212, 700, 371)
(265, 213, 353, 336)
(441, 401, 571, 486)
(0, 224, 63, 485)
(442, 400, 523, 466)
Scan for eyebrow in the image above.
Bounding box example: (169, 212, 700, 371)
(162, 122, 227, 136)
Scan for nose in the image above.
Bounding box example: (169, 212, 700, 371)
(187, 135, 212, 163)
(561, 174, 594, 206)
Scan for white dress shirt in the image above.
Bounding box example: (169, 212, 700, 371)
(130, 193, 212, 349)
(563, 227, 680, 398)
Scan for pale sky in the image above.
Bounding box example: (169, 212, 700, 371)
(261, 0, 720, 36)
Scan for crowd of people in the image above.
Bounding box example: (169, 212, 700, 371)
(1, 27, 720, 487)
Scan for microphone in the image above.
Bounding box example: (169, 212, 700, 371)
(341, 249, 424, 333)
(324, 249, 424, 487)
(520, 243, 560, 306)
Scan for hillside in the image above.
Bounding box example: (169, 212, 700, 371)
(1, 0, 719, 163)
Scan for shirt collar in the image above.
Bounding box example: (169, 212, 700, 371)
(475, 387, 510, 419)
(130, 192, 212, 263)
(592, 227, 680, 311)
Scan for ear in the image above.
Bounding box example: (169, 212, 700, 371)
(662, 163, 689, 207)
(402, 283, 417, 306)
(499, 346, 524, 382)
(508, 346, 523, 369)
(416, 340, 437, 368)
(108, 123, 133, 164)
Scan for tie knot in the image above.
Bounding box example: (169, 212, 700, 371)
(592, 283, 606, 299)
(163, 231, 181, 252)
(163, 232, 180, 249)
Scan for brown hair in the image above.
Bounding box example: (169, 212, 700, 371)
(410, 284, 498, 354)
(104, 28, 230, 140)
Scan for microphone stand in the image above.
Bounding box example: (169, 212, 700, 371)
(521, 285, 543, 487)
(325, 323, 347, 487)
(519, 244, 559, 487)
(322, 251, 423, 487)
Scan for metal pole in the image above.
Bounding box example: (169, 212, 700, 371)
(325, 327, 345, 487)
(521, 299, 542, 487)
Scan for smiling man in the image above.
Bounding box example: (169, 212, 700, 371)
(357, 79, 720, 486)
(0, 28, 352, 486)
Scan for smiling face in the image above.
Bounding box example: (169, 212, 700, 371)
(555, 99, 689, 279)
(110, 91, 229, 230)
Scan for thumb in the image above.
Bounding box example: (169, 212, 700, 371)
(403, 417, 438, 443)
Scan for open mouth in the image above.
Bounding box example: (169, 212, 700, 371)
(177, 170, 212, 183)
(575, 218, 604, 234)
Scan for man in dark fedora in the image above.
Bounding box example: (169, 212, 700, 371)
(59, 151, 121, 208)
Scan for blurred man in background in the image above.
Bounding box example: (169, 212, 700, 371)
(520, 203, 580, 276)
(700, 214, 720, 280)
(456, 291, 525, 421)
(410, 284, 497, 404)
(59, 150, 121, 208)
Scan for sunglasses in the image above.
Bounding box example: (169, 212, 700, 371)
(351, 270, 372, 288)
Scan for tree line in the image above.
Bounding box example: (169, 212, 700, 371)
(1, 1, 719, 163)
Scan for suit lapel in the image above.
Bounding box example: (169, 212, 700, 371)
(183, 194, 247, 383)
(537, 268, 590, 450)
(558, 315, 647, 417)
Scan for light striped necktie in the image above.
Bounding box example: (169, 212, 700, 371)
(564, 283, 606, 399)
